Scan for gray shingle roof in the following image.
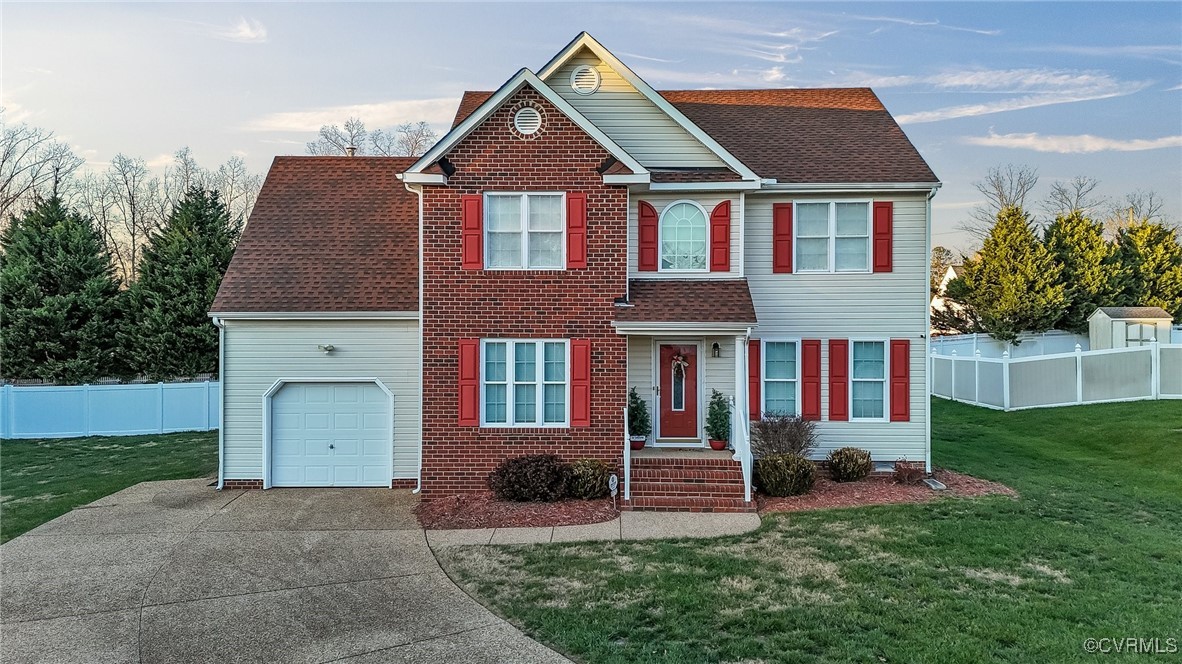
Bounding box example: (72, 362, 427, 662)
(1094, 307, 1172, 320)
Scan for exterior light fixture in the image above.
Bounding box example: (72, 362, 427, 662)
(711, 342, 721, 358)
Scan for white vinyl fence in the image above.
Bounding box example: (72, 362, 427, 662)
(931, 342, 1181, 411)
(930, 330, 1090, 358)
(0, 381, 220, 439)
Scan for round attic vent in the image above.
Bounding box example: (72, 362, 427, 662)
(513, 106, 542, 135)
(570, 65, 602, 95)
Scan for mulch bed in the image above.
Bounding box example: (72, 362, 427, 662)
(758, 468, 1017, 514)
(416, 491, 620, 530)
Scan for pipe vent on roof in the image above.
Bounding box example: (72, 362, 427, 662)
(570, 64, 602, 95)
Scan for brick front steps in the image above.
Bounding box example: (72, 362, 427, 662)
(623, 452, 756, 513)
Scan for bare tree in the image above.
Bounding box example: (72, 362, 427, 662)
(306, 118, 368, 155)
(1103, 189, 1167, 238)
(371, 121, 437, 157)
(209, 156, 263, 223)
(959, 164, 1040, 240)
(1042, 175, 1105, 218)
(0, 110, 84, 222)
(105, 154, 161, 280)
(74, 171, 132, 281)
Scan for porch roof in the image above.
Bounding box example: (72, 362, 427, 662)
(612, 279, 758, 334)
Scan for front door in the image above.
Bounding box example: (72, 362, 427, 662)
(659, 344, 698, 439)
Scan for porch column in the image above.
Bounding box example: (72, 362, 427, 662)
(733, 335, 746, 456)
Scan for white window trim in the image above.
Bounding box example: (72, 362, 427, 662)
(761, 339, 802, 417)
(657, 199, 710, 273)
(793, 200, 872, 274)
(849, 338, 889, 422)
(483, 192, 567, 271)
(479, 339, 571, 428)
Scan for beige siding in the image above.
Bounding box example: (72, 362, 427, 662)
(628, 193, 742, 279)
(548, 49, 725, 168)
(222, 319, 420, 480)
(744, 193, 930, 462)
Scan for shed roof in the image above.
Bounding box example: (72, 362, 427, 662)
(1091, 306, 1173, 320)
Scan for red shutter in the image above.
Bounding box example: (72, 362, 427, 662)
(458, 339, 480, 426)
(873, 201, 893, 273)
(638, 201, 658, 272)
(828, 339, 849, 422)
(461, 195, 483, 270)
(566, 193, 587, 269)
(709, 200, 731, 272)
(570, 340, 591, 427)
(890, 339, 910, 422)
(772, 202, 793, 273)
(801, 340, 821, 421)
(747, 340, 761, 420)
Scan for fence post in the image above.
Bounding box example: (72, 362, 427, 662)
(83, 384, 91, 437)
(204, 380, 212, 430)
(950, 350, 958, 402)
(973, 350, 981, 404)
(1074, 344, 1084, 404)
(158, 382, 165, 433)
(1150, 338, 1160, 400)
(1001, 350, 1011, 411)
(2, 384, 11, 438)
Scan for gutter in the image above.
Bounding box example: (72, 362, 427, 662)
(212, 315, 226, 490)
(405, 180, 425, 495)
(924, 185, 940, 474)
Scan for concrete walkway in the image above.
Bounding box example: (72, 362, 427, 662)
(426, 511, 762, 547)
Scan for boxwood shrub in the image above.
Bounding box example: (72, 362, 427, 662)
(569, 458, 612, 499)
(487, 454, 572, 502)
(827, 447, 873, 482)
(754, 453, 816, 497)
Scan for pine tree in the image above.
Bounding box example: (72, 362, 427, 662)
(1113, 221, 1182, 320)
(1043, 211, 1122, 333)
(125, 187, 241, 379)
(959, 205, 1067, 343)
(0, 197, 124, 382)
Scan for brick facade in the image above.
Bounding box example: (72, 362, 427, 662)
(419, 86, 629, 496)
(222, 479, 263, 490)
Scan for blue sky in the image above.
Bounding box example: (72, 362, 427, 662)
(3, 2, 1179, 250)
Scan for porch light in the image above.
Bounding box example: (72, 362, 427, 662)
(711, 342, 721, 358)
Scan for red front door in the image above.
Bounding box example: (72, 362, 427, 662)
(659, 344, 698, 439)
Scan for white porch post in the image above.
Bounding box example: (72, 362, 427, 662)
(733, 336, 745, 456)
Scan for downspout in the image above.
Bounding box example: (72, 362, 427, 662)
(924, 186, 939, 474)
(212, 315, 226, 490)
(405, 180, 425, 494)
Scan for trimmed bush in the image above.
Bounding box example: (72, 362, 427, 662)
(488, 454, 572, 502)
(755, 453, 816, 497)
(894, 459, 926, 486)
(827, 447, 873, 482)
(569, 458, 612, 499)
(750, 413, 817, 457)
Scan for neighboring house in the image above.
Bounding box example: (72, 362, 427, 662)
(930, 264, 964, 334)
(210, 33, 940, 510)
(1088, 307, 1174, 350)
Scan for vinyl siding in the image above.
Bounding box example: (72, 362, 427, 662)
(745, 193, 930, 462)
(628, 192, 742, 279)
(627, 336, 740, 441)
(222, 319, 420, 480)
(548, 49, 725, 168)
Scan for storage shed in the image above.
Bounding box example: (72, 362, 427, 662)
(1088, 307, 1173, 350)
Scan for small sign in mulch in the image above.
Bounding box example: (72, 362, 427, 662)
(416, 491, 620, 530)
(758, 469, 1017, 514)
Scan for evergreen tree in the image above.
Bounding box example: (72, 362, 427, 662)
(1113, 221, 1182, 320)
(1043, 211, 1122, 333)
(125, 187, 240, 379)
(0, 197, 124, 382)
(958, 205, 1067, 343)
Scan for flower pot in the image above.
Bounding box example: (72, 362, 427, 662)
(629, 435, 646, 450)
(708, 439, 727, 451)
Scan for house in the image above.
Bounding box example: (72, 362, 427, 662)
(930, 264, 965, 335)
(1088, 307, 1173, 350)
(209, 33, 940, 511)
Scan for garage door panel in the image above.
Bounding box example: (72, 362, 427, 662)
(333, 412, 360, 429)
(271, 382, 390, 487)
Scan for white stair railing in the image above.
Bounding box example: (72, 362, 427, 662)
(622, 405, 631, 501)
(730, 401, 753, 503)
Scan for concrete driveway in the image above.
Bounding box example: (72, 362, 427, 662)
(0, 480, 569, 664)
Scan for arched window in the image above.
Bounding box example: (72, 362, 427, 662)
(659, 201, 708, 271)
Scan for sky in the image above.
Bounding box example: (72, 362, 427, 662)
(2, 2, 1179, 251)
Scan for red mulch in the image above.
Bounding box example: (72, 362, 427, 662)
(416, 491, 620, 530)
(758, 468, 1016, 514)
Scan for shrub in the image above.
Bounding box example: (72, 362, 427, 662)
(894, 459, 926, 486)
(628, 387, 652, 439)
(754, 453, 816, 497)
(569, 458, 612, 499)
(750, 413, 817, 457)
(827, 447, 873, 482)
(488, 454, 572, 502)
(705, 389, 730, 442)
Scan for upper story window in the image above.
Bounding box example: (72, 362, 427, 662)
(485, 193, 565, 269)
(660, 201, 708, 271)
(796, 202, 870, 273)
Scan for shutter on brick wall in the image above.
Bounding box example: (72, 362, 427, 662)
(570, 340, 591, 427)
(747, 340, 761, 420)
(801, 339, 821, 421)
(873, 201, 893, 273)
(461, 195, 483, 270)
(458, 339, 480, 426)
(890, 339, 910, 421)
(710, 200, 731, 272)
(638, 201, 658, 272)
(828, 339, 849, 421)
(566, 193, 587, 269)
(773, 203, 793, 273)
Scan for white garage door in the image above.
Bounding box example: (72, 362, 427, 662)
(271, 382, 390, 487)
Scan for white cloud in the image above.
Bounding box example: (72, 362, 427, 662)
(1026, 44, 1181, 65)
(145, 153, 174, 169)
(243, 97, 461, 133)
(210, 17, 268, 44)
(618, 52, 682, 64)
(635, 66, 794, 88)
(964, 130, 1182, 154)
(847, 14, 1001, 36)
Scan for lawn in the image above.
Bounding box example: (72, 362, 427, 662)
(0, 431, 218, 542)
(438, 400, 1182, 663)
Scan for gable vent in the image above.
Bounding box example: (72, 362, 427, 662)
(570, 65, 601, 95)
(513, 107, 542, 135)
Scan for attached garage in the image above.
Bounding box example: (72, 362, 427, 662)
(269, 381, 392, 487)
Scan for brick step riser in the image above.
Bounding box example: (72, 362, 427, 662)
(630, 463, 742, 472)
(631, 481, 743, 492)
(630, 471, 745, 483)
(622, 497, 756, 513)
(621, 505, 756, 514)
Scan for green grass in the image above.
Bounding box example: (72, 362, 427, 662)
(438, 400, 1182, 663)
(0, 431, 218, 542)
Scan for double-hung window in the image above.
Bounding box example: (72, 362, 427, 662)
(482, 340, 568, 426)
(485, 193, 564, 269)
(795, 202, 870, 272)
(851, 341, 886, 419)
(763, 341, 799, 416)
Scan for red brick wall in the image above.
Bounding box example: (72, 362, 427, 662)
(420, 87, 629, 497)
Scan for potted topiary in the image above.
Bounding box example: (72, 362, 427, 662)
(627, 387, 651, 450)
(706, 389, 730, 451)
